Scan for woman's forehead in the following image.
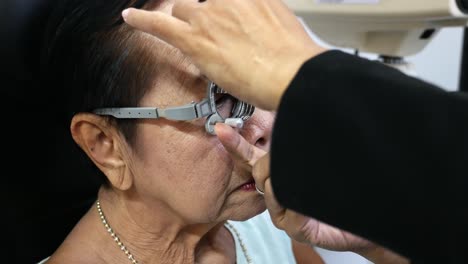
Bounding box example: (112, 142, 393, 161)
(138, 0, 207, 106)
(139, 44, 207, 107)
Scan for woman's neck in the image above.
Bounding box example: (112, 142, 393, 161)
(82, 187, 235, 264)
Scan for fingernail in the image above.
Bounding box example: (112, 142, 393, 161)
(122, 9, 130, 21)
(214, 123, 223, 135)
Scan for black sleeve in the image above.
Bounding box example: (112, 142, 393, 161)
(270, 50, 468, 263)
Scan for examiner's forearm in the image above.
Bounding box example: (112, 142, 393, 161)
(356, 246, 410, 264)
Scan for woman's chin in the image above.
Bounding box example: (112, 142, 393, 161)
(228, 197, 267, 221)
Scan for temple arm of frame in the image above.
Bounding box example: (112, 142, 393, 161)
(92, 99, 213, 121)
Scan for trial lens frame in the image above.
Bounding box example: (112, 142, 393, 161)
(93, 82, 255, 135)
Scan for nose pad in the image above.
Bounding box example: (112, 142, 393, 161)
(224, 118, 244, 129)
(206, 115, 245, 135)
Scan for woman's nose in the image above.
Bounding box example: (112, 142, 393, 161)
(241, 109, 275, 151)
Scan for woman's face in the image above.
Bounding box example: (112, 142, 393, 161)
(122, 37, 274, 224)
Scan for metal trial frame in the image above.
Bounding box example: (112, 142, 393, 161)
(93, 82, 255, 135)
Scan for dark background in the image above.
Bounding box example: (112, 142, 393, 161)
(2, 1, 99, 263)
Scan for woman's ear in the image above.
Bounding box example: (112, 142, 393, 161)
(70, 113, 133, 191)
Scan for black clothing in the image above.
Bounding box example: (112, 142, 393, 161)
(271, 50, 468, 263)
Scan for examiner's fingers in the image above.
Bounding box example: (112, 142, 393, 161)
(215, 123, 266, 171)
(122, 8, 191, 47)
(172, 0, 202, 23)
(252, 153, 270, 192)
(263, 178, 287, 228)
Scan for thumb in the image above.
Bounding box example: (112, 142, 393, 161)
(215, 123, 266, 171)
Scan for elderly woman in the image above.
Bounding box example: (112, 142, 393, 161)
(40, 0, 326, 263)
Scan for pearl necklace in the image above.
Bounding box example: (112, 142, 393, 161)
(96, 200, 139, 264)
(97, 200, 252, 264)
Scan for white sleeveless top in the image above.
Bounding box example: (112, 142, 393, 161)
(225, 211, 297, 264)
(227, 212, 371, 264)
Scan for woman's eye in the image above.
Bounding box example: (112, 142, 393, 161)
(215, 94, 236, 119)
(215, 94, 230, 108)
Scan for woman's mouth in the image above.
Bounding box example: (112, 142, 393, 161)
(238, 180, 256, 191)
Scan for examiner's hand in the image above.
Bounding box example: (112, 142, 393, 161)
(215, 123, 410, 264)
(122, 0, 326, 111)
(215, 123, 371, 251)
(253, 153, 374, 251)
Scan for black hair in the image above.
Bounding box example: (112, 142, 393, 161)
(42, 0, 162, 184)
